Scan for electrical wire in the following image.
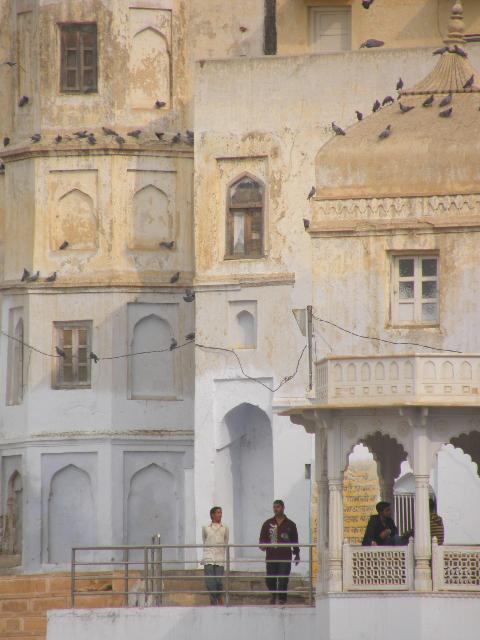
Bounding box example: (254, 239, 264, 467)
(0, 330, 308, 393)
(313, 315, 462, 354)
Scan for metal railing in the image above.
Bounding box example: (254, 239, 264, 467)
(71, 540, 315, 608)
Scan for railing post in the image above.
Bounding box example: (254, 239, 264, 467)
(124, 548, 129, 607)
(71, 548, 76, 608)
(144, 547, 149, 604)
(308, 545, 314, 606)
(158, 544, 163, 606)
(225, 545, 230, 606)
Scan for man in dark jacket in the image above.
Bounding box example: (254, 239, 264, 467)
(362, 501, 402, 546)
(259, 500, 300, 604)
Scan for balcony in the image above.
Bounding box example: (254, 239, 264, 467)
(315, 354, 480, 407)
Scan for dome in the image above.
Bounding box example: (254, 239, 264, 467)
(315, 1, 480, 200)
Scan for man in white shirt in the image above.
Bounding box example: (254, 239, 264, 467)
(202, 506, 229, 605)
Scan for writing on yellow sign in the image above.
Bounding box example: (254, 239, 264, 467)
(343, 459, 380, 544)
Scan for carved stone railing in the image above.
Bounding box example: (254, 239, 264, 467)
(432, 540, 480, 592)
(316, 354, 480, 406)
(343, 540, 414, 591)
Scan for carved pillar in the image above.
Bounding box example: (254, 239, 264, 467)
(413, 413, 432, 591)
(326, 415, 344, 592)
(315, 428, 329, 594)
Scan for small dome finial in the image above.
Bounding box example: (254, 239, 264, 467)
(444, 0, 465, 45)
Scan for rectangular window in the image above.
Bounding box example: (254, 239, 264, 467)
(392, 255, 439, 326)
(310, 6, 351, 53)
(59, 23, 97, 93)
(53, 321, 92, 389)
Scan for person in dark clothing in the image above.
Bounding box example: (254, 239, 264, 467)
(362, 501, 403, 546)
(259, 500, 300, 604)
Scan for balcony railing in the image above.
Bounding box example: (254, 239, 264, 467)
(343, 540, 414, 591)
(71, 542, 315, 607)
(432, 540, 480, 592)
(316, 354, 480, 406)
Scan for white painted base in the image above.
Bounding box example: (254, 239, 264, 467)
(47, 594, 480, 640)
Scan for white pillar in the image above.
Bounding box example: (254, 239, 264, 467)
(315, 428, 328, 594)
(326, 417, 344, 593)
(327, 478, 343, 592)
(413, 411, 432, 591)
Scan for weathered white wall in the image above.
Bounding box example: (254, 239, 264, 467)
(47, 597, 480, 640)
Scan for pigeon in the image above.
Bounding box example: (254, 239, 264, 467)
(0, 162, 4, 171)
(102, 127, 118, 136)
(3, 137, 10, 147)
(159, 240, 175, 249)
(439, 93, 453, 108)
(453, 45, 467, 58)
(3, 61, 16, 67)
(463, 74, 474, 90)
(87, 133, 96, 145)
(439, 107, 453, 118)
(155, 100, 166, 108)
(169, 338, 178, 351)
(59, 240, 69, 250)
(89, 351, 99, 363)
(26, 270, 39, 282)
(186, 130, 194, 139)
(360, 39, 385, 49)
(303, 218, 310, 230)
(74, 130, 88, 139)
(18, 95, 29, 107)
(396, 78, 404, 91)
(170, 271, 180, 283)
(183, 289, 195, 303)
(332, 122, 346, 136)
(399, 102, 415, 113)
(382, 96, 394, 106)
(45, 272, 57, 282)
(54, 134, 63, 144)
(155, 132, 165, 141)
(355, 110, 363, 121)
(31, 133, 41, 143)
(55, 346, 66, 358)
(378, 124, 392, 140)
(127, 129, 142, 139)
(185, 332, 195, 342)
(307, 186, 316, 200)
(171, 133, 182, 143)
(372, 100, 381, 112)
(422, 94, 434, 107)
(115, 135, 125, 145)
(21, 268, 30, 282)
(362, 0, 375, 8)
(433, 46, 449, 55)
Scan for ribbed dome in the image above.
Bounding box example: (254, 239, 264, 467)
(315, 0, 480, 200)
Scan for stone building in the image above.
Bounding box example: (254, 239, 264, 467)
(0, 0, 480, 585)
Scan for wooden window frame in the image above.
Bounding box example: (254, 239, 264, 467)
(390, 254, 439, 327)
(59, 23, 98, 94)
(225, 174, 265, 260)
(309, 6, 352, 54)
(53, 321, 92, 389)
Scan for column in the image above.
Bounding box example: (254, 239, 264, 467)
(327, 478, 344, 592)
(413, 411, 432, 591)
(315, 428, 329, 594)
(327, 418, 344, 592)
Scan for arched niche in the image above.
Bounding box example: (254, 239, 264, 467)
(126, 464, 178, 560)
(450, 431, 480, 473)
(130, 314, 176, 399)
(129, 184, 170, 250)
(236, 310, 256, 348)
(52, 188, 97, 251)
(216, 403, 273, 556)
(130, 27, 171, 109)
(7, 318, 24, 406)
(3, 471, 23, 555)
(48, 465, 96, 563)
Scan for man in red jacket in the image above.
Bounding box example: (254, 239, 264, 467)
(259, 500, 300, 604)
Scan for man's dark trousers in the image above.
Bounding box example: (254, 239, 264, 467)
(266, 560, 291, 603)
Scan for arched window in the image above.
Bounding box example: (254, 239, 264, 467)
(7, 317, 24, 405)
(226, 175, 264, 258)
